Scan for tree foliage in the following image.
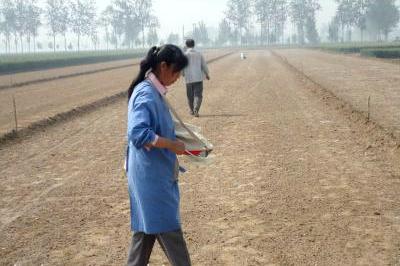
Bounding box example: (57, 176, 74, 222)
(254, 0, 288, 44)
(0, 0, 18, 53)
(167, 32, 180, 45)
(290, 0, 320, 44)
(70, 0, 96, 51)
(225, 0, 252, 45)
(366, 0, 399, 40)
(46, 0, 69, 51)
(217, 18, 232, 45)
(193, 21, 210, 46)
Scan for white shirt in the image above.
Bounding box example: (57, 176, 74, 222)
(183, 48, 209, 84)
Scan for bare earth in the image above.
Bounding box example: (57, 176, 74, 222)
(0, 51, 223, 136)
(0, 58, 140, 89)
(274, 49, 400, 137)
(0, 49, 224, 90)
(1, 50, 400, 265)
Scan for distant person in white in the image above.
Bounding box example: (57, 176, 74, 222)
(183, 39, 210, 117)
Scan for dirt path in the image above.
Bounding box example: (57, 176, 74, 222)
(274, 49, 400, 137)
(1, 51, 400, 265)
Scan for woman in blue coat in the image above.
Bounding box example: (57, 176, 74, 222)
(126, 45, 190, 266)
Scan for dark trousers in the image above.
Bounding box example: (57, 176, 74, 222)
(127, 229, 191, 266)
(186, 82, 203, 113)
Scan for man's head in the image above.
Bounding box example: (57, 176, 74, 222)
(185, 39, 195, 48)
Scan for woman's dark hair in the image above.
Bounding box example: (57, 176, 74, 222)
(128, 44, 188, 100)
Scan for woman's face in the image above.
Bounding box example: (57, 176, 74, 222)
(159, 62, 181, 86)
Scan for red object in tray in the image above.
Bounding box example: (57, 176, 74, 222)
(184, 150, 203, 156)
(183, 149, 212, 157)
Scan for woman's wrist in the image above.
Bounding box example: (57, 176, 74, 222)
(149, 136, 184, 154)
(153, 136, 171, 149)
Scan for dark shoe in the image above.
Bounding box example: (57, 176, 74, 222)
(190, 110, 194, 115)
(194, 111, 199, 117)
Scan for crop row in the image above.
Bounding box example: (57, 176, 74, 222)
(0, 50, 146, 74)
(313, 43, 400, 59)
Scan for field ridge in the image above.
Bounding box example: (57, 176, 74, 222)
(271, 49, 400, 149)
(0, 62, 139, 91)
(0, 52, 234, 146)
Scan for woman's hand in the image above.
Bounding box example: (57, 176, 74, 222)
(168, 140, 186, 155)
(151, 137, 186, 155)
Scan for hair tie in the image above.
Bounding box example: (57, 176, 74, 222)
(153, 46, 161, 56)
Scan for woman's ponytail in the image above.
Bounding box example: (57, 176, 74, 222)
(128, 46, 158, 100)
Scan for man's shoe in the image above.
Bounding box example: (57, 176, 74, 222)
(194, 111, 199, 117)
(190, 110, 194, 115)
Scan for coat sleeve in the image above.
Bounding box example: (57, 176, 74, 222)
(127, 92, 157, 149)
(201, 54, 209, 76)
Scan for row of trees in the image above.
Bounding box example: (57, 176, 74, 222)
(0, 0, 96, 53)
(217, 0, 321, 46)
(0, 0, 42, 53)
(1, 0, 399, 53)
(328, 0, 399, 42)
(218, 0, 400, 45)
(0, 0, 159, 54)
(101, 0, 159, 50)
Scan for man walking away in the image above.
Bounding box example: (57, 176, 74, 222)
(183, 39, 210, 117)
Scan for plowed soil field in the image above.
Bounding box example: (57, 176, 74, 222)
(274, 49, 400, 137)
(1, 50, 399, 265)
(0, 50, 224, 136)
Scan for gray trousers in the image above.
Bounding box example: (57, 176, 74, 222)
(186, 82, 203, 113)
(127, 229, 191, 266)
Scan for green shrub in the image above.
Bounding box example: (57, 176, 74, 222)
(313, 42, 400, 54)
(360, 48, 400, 58)
(0, 50, 146, 74)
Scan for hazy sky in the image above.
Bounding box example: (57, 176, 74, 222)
(94, 0, 339, 39)
(27, 0, 342, 48)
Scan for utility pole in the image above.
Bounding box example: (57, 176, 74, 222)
(182, 25, 185, 44)
(193, 23, 196, 39)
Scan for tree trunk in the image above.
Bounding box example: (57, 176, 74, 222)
(347, 26, 352, 42)
(20, 35, 24, 54)
(239, 28, 242, 46)
(298, 23, 304, 45)
(142, 24, 145, 48)
(64, 35, 67, 51)
(341, 24, 344, 43)
(14, 35, 18, 53)
(5, 36, 9, 54)
(260, 23, 263, 45)
(21, 36, 24, 53)
(106, 34, 109, 51)
(33, 35, 36, 53)
(27, 34, 31, 53)
(360, 29, 364, 42)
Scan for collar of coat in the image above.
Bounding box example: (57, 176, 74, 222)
(147, 72, 168, 95)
